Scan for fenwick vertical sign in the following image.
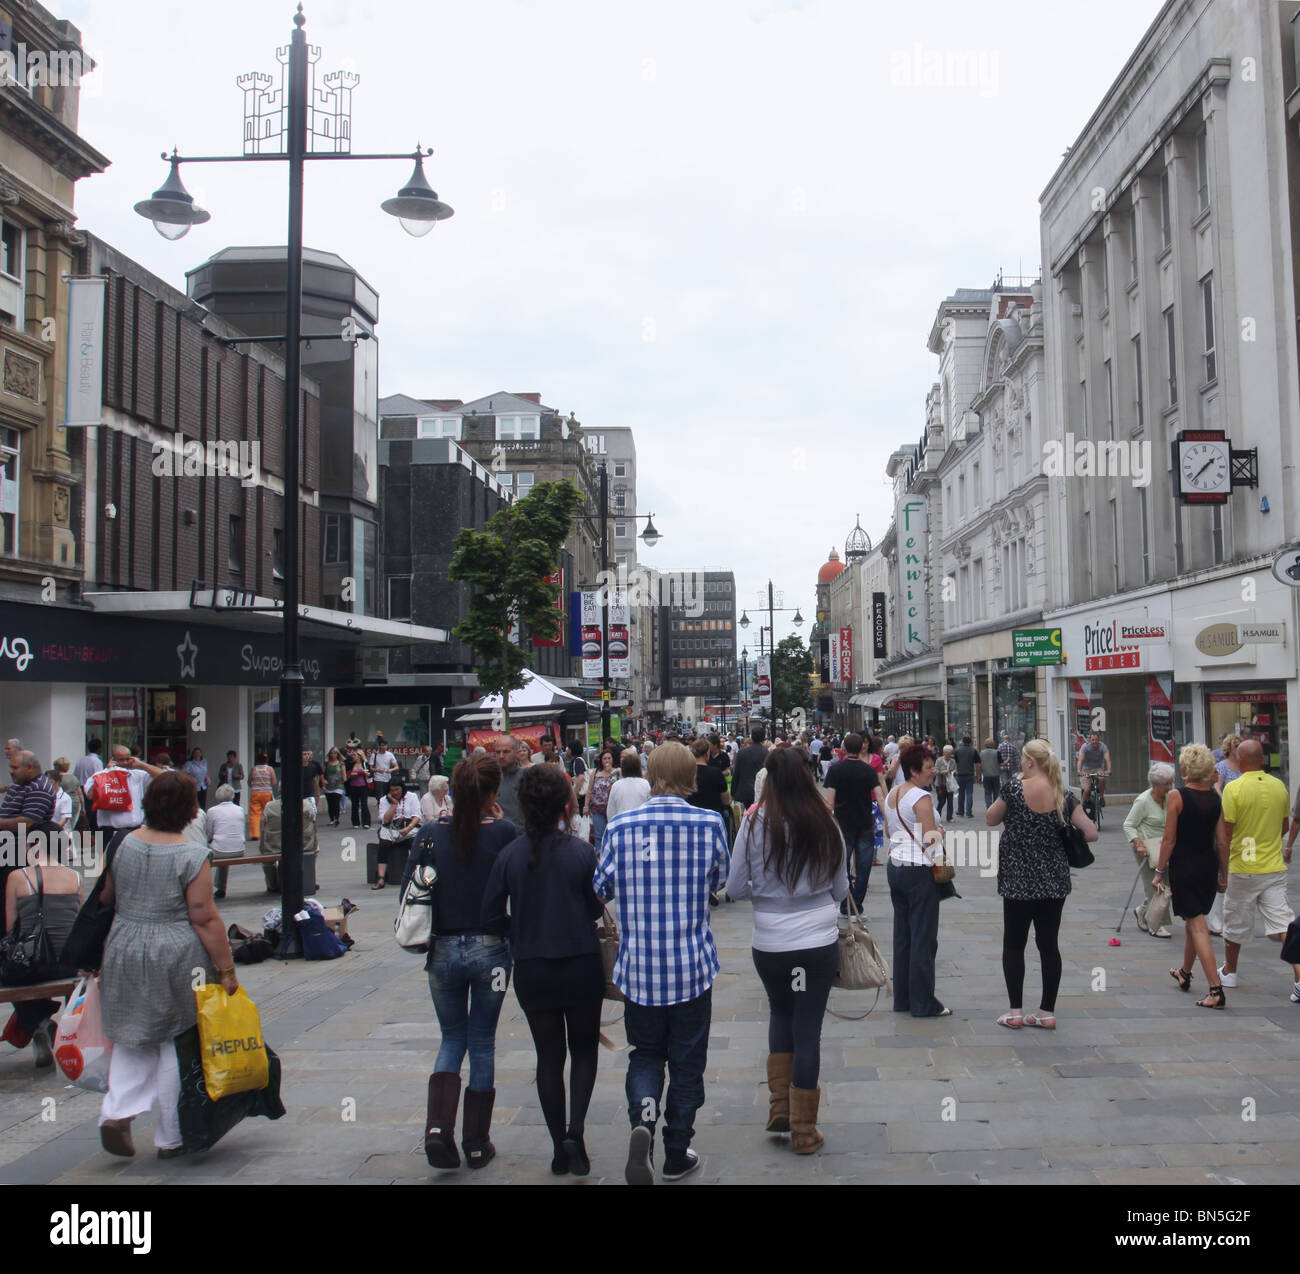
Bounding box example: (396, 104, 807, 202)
(898, 496, 928, 656)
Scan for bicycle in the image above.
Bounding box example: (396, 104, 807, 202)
(1080, 772, 1105, 830)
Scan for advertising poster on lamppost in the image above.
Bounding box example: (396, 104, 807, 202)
(755, 654, 773, 709)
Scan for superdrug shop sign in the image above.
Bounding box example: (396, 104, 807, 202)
(0, 602, 360, 686)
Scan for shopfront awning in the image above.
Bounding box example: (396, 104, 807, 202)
(442, 669, 594, 729)
(860, 685, 944, 710)
(85, 588, 451, 647)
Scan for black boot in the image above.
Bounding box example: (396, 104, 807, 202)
(424, 1073, 461, 1169)
(461, 1087, 497, 1169)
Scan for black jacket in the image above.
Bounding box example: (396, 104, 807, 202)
(731, 743, 767, 806)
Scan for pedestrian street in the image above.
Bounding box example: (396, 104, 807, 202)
(2, 808, 1298, 1187)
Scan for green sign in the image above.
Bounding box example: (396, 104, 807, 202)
(1012, 628, 1063, 666)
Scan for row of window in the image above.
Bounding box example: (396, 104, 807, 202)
(673, 658, 726, 670)
(944, 537, 1030, 627)
(672, 619, 733, 631)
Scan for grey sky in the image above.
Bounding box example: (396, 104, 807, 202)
(66, 0, 1165, 647)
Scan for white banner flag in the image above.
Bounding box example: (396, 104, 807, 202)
(755, 655, 772, 710)
(580, 589, 603, 680)
(64, 275, 107, 428)
(829, 632, 841, 683)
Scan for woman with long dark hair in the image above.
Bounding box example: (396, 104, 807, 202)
(482, 765, 604, 1176)
(726, 747, 847, 1154)
(407, 755, 515, 1171)
(587, 748, 619, 846)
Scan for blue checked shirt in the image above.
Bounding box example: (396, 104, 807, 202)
(594, 794, 730, 1007)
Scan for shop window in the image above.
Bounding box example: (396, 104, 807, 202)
(388, 575, 412, 621)
(0, 219, 23, 329)
(324, 513, 348, 564)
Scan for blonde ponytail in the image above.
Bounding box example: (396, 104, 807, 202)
(1022, 739, 1065, 821)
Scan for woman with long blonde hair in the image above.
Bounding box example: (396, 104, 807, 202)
(985, 739, 1097, 1029)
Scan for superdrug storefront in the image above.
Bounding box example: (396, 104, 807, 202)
(0, 601, 363, 773)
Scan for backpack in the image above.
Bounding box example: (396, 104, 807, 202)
(90, 768, 133, 813)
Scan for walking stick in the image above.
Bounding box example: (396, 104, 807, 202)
(1116, 861, 1146, 932)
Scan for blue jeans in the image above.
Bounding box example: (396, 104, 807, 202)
(887, 861, 944, 1017)
(842, 827, 875, 911)
(956, 776, 974, 817)
(592, 812, 608, 848)
(624, 989, 712, 1159)
(983, 776, 1000, 808)
(427, 935, 512, 1091)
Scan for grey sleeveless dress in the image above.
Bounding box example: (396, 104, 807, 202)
(100, 835, 213, 1047)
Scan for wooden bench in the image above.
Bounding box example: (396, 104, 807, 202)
(0, 978, 77, 1005)
(212, 851, 318, 894)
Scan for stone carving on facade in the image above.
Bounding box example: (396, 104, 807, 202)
(2, 349, 40, 402)
(47, 221, 86, 247)
(0, 178, 18, 207)
(52, 485, 69, 526)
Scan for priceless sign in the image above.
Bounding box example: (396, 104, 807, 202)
(1012, 628, 1063, 666)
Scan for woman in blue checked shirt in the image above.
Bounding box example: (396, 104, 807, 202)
(725, 747, 848, 1155)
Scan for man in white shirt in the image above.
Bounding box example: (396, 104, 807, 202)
(370, 736, 398, 799)
(374, 779, 421, 889)
(84, 747, 166, 832)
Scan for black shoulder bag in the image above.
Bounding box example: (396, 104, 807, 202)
(0, 864, 57, 984)
(1058, 792, 1094, 869)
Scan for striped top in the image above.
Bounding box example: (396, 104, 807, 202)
(594, 795, 730, 1007)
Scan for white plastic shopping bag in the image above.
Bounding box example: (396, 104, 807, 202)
(53, 976, 113, 1092)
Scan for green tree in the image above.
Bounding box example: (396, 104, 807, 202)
(449, 479, 585, 731)
(772, 634, 814, 719)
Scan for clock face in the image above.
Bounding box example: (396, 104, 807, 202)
(1179, 440, 1230, 493)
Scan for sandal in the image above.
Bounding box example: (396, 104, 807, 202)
(1023, 1011, 1056, 1029)
(996, 1012, 1024, 1029)
(1169, 967, 1192, 992)
(371, 879, 386, 890)
(1196, 985, 1226, 1010)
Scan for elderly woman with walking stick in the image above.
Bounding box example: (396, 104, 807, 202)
(1123, 762, 1176, 938)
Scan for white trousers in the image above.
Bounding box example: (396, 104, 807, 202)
(100, 1041, 183, 1150)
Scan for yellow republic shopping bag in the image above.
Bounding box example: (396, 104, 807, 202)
(195, 984, 269, 1101)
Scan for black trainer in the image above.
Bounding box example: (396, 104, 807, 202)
(625, 1125, 653, 1185)
(661, 1149, 700, 1181)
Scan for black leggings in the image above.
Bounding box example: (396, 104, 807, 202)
(325, 791, 343, 822)
(349, 788, 370, 827)
(1002, 897, 1065, 1012)
(752, 941, 838, 1089)
(523, 1000, 602, 1149)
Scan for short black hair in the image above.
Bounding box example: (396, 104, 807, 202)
(88, 737, 102, 752)
(962, 736, 972, 747)
(751, 726, 765, 744)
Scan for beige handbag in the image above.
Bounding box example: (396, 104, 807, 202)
(827, 892, 892, 1020)
(597, 903, 624, 1004)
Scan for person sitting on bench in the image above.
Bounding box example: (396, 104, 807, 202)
(373, 780, 421, 890)
(261, 797, 318, 894)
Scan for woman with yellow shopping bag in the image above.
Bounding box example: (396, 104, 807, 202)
(97, 770, 240, 1159)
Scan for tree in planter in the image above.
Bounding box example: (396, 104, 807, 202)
(772, 634, 815, 720)
(449, 479, 585, 733)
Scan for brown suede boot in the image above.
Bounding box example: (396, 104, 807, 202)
(424, 1073, 461, 1169)
(789, 1085, 824, 1154)
(765, 1053, 793, 1132)
(461, 1087, 497, 1169)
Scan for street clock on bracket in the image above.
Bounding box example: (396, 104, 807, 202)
(1171, 429, 1257, 505)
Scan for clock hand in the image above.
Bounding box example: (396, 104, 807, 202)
(1192, 457, 1217, 481)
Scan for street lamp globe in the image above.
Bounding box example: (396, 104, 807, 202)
(133, 153, 210, 240)
(793, 609, 804, 626)
(739, 611, 750, 629)
(381, 152, 454, 237)
(640, 514, 660, 548)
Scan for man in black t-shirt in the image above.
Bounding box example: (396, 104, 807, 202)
(301, 749, 324, 800)
(687, 737, 731, 815)
(824, 732, 882, 910)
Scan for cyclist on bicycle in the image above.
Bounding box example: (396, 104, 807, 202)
(1077, 732, 1111, 809)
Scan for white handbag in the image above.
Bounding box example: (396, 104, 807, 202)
(394, 858, 437, 953)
